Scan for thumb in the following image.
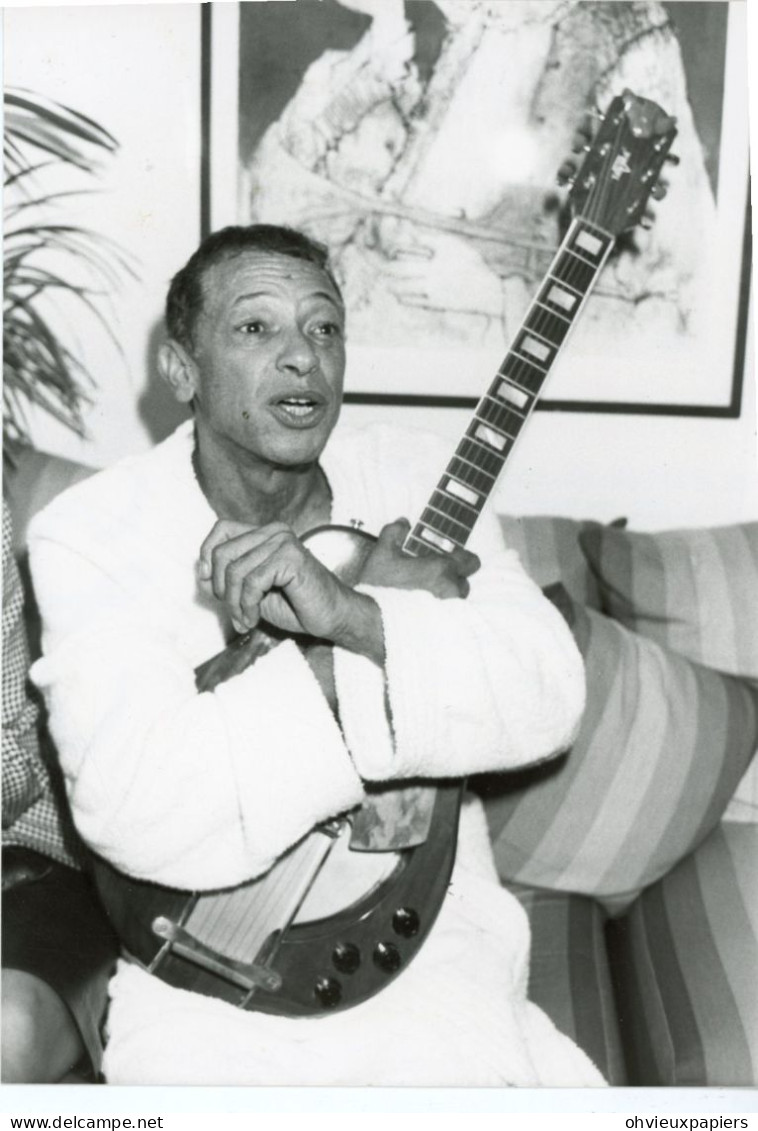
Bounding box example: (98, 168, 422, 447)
(378, 517, 411, 550)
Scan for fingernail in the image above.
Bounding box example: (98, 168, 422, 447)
(197, 559, 211, 580)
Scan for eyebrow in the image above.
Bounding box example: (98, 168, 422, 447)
(231, 290, 343, 310)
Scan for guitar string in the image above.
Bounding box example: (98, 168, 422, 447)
(187, 835, 330, 961)
(425, 107, 635, 536)
(189, 853, 292, 960)
(424, 209, 605, 547)
(417, 214, 603, 552)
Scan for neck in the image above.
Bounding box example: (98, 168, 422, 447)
(192, 427, 331, 534)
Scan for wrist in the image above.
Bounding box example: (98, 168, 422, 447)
(332, 590, 385, 666)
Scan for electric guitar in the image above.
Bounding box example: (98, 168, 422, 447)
(93, 89, 677, 1017)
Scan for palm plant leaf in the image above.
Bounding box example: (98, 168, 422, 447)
(4, 87, 132, 450)
(5, 89, 117, 167)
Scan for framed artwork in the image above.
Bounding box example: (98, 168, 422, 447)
(204, 0, 750, 416)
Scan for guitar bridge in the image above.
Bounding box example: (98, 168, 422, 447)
(151, 915, 282, 994)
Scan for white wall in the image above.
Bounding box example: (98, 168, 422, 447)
(5, 3, 202, 468)
(6, 3, 757, 530)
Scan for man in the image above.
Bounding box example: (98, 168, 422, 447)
(2, 499, 117, 1082)
(28, 224, 603, 1086)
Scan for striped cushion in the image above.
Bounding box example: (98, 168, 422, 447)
(580, 523, 758, 823)
(499, 516, 604, 609)
(579, 523, 758, 679)
(607, 821, 758, 1085)
(507, 883, 627, 1085)
(478, 596, 758, 911)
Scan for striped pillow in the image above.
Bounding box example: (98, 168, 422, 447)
(607, 821, 757, 1085)
(579, 523, 758, 679)
(478, 595, 758, 911)
(580, 523, 758, 823)
(499, 516, 604, 609)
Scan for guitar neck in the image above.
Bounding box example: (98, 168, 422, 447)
(403, 216, 615, 558)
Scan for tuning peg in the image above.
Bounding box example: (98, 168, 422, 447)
(639, 214, 654, 230)
(587, 106, 605, 123)
(556, 159, 577, 187)
(650, 181, 668, 201)
(665, 152, 681, 166)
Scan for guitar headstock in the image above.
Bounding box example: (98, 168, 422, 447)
(563, 89, 678, 236)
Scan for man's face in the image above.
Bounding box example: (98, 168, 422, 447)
(186, 250, 346, 469)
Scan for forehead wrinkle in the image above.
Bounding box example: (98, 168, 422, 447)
(230, 288, 343, 310)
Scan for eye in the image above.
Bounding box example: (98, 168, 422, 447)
(238, 320, 266, 335)
(312, 320, 342, 339)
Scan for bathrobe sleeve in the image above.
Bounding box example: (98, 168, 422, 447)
(28, 516, 365, 892)
(333, 498, 586, 782)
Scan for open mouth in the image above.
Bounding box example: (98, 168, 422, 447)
(270, 393, 328, 426)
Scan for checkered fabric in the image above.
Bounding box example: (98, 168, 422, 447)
(3, 499, 78, 867)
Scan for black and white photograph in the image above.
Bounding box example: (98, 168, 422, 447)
(2, 0, 756, 1113)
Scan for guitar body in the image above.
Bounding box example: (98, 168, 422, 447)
(93, 524, 465, 1016)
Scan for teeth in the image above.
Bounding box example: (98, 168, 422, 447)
(279, 401, 315, 417)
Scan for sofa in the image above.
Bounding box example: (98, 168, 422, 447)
(476, 513, 758, 1086)
(5, 446, 758, 1087)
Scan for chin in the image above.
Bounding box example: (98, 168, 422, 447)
(262, 428, 332, 469)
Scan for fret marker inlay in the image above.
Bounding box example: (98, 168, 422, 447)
(445, 478, 480, 507)
(419, 527, 456, 554)
(521, 335, 550, 362)
(496, 381, 530, 410)
(474, 423, 507, 452)
(547, 285, 578, 312)
(575, 229, 603, 257)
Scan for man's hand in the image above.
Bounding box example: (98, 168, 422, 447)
(360, 519, 480, 598)
(199, 520, 374, 642)
(197, 516, 480, 674)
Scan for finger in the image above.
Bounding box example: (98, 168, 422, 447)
(199, 520, 292, 584)
(226, 556, 266, 629)
(198, 520, 253, 581)
(224, 532, 294, 623)
(207, 523, 292, 599)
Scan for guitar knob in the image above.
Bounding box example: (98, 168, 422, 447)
(373, 941, 402, 973)
(332, 942, 361, 974)
(313, 975, 343, 1008)
(392, 907, 420, 938)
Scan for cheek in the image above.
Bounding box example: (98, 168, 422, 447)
(198, 355, 267, 416)
(324, 346, 346, 391)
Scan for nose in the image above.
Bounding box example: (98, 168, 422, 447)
(276, 326, 318, 376)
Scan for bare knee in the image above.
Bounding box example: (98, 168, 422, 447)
(2, 970, 82, 1083)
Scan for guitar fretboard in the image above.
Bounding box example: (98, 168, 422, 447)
(404, 216, 615, 558)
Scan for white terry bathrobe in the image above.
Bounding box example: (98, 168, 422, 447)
(29, 420, 604, 1088)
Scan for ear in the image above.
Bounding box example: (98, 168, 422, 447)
(158, 340, 198, 404)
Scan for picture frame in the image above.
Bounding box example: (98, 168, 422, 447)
(203, 0, 751, 417)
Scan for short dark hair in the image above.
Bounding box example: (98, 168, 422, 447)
(165, 224, 342, 352)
